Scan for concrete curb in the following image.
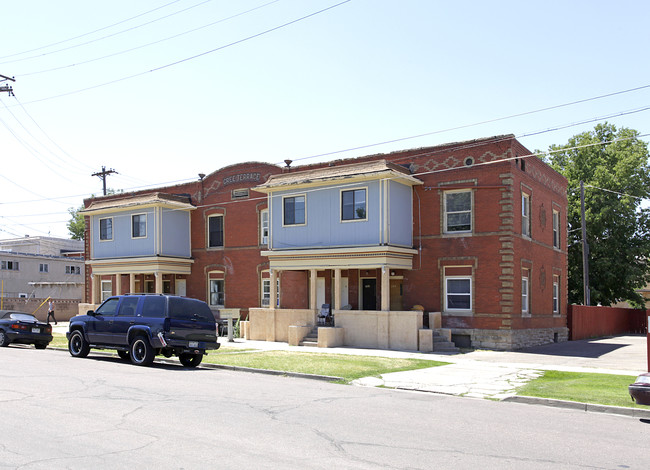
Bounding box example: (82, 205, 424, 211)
(503, 395, 650, 418)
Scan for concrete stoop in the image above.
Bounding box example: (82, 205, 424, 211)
(300, 326, 319, 347)
(433, 330, 460, 353)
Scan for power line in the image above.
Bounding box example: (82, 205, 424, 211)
(18, 0, 353, 106)
(0, 0, 186, 61)
(20, 0, 281, 77)
(0, 0, 212, 66)
(283, 84, 650, 165)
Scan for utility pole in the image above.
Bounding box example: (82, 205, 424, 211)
(580, 180, 591, 305)
(0, 74, 15, 96)
(92, 166, 118, 196)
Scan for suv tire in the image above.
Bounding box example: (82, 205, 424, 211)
(130, 336, 155, 366)
(179, 353, 203, 368)
(68, 330, 90, 358)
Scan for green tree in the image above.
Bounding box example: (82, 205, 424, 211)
(548, 123, 650, 306)
(67, 205, 85, 241)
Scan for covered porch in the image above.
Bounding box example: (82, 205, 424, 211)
(248, 246, 427, 351)
(83, 256, 193, 310)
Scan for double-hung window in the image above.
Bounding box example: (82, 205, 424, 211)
(1, 261, 19, 271)
(260, 209, 269, 245)
(341, 188, 367, 221)
(209, 279, 225, 306)
(444, 191, 472, 233)
(522, 193, 531, 237)
(99, 217, 113, 241)
(522, 275, 530, 315)
(283, 195, 305, 226)
(552, 209, 560, 249)
(553, 278, 559, 314)
(445, 277, 472, 311)
(208, 215, 224, 248)
(132, 214, 147, 238)
(261, 277, 280, 307)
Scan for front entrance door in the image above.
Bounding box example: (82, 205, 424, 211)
(361, 278, 377, 310)
(175, 279, 187, 297)
(390, 280, 403, 311)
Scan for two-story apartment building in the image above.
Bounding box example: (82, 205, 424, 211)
(81, 135, 568, 350)
(0, 236, 84, 300)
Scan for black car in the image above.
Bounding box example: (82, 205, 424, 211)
(67, 294, 219, 367)
(0, 310, 53, 349)
(629, 372, 650, 405)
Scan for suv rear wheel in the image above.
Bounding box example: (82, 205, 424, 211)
(130, 336, 155, 366)
(179, 353, 203, 368)
(68, 330, 90, 357)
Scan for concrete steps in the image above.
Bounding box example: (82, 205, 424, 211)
(300, 326, 319, 347)
(433, 330, 460, 353)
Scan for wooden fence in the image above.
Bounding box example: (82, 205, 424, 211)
(568, 304, 647, 340)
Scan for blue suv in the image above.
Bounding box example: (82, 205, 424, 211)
(67, 294, 219, 367)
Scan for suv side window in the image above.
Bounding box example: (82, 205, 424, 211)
(95, 298, 119, 316)
(141, 296, 166, 318)
(117, 296, 139, 316)
(169, 298, 214, 322)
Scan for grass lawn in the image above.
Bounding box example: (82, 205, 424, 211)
(204, 350, 448, 382)
(517, 370, 643, 409)
(50, 333, 447, 382)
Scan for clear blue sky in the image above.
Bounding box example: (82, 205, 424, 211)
(1, 0, 649, 239)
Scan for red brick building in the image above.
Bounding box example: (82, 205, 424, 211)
(81, 135, 567, 350)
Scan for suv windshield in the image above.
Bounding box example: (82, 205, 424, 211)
(169, 297, 215, 322)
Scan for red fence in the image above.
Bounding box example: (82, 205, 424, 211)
(568, 305, 648, 340)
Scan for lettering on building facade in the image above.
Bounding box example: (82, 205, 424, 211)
(223, 173, 261, 186)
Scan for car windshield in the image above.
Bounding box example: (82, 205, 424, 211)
(9, 313, 37, 322)
(635, 375, 650, 384)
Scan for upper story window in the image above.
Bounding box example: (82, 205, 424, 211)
(444, 190, 472, 233)
(231, 188, 249, 199)
(208, 215, 224, 248)
(552, 209, 560, 249)
(66, 265, 81, 275)
(99, 217, 113, 241)
(341, 188, 367, 221)
(260, 209, 269, 245)
(1, 260, 19, 271)
(39, 263, 49, 273)
(132, 214, 147, 238)
(283, 195, 306, 226)
(522, 193, 531, 237)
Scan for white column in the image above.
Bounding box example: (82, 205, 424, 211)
(92, 274, 101, 304)
(155, 272, 163, 294)
(269, 269, 277, 309)
(334, 269, 342, 310)
(309, 269, 317, 311)
(381, 266, 390, 311)
(129, 273, 136, 294)
(115, 273, 122, 296)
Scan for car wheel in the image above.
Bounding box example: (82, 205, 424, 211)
(34, 343, 48, 350)
(130, 336, 155, 366)
(0, 330, 10, 347)
(68, 330, 90, 358)
(117, 350, 130, 361)
(179, 353, 203, 368)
